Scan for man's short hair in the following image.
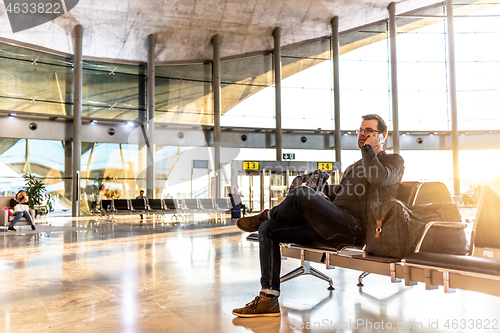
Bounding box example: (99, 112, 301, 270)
(140, 190, 144, 193)
(362, 114, 387, 133)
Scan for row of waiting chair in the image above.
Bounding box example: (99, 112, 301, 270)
(247, 180, 500, 298)
(98, 197, 233, 221)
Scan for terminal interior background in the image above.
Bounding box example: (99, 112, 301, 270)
(0, 0, 500, 332)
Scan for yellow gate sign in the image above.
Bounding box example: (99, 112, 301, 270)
(243, 161, 260, 170)
(318, 162, 333, 171)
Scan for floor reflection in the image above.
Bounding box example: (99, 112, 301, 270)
(0, 214, 498, 333)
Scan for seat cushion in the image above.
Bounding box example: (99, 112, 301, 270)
(405, 252, 500, 276)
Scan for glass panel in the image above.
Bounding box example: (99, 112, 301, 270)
(155, 77, 213, 125)
(0, 43, 73, 116)
(221, 80, 274, 114)
(339, 22, 388, 49)
(281, 87, 333, 130)
(339, 22, 391, 131)
(0, 97, 73, 116)
(156, 145, 190, 198)
(400, 150, 453, 188)
(156, 146, 239, 199)
(282, 40, 331, 86)
(399, 4, 446, 17)
(459, 150, 500, 193)
(220, 55, 272, 86)
(82, 62, 146, 121)
(220, 84, 275, 128)
(455, 7, 500, 130)
(0, 138, 71, 216)
(0, 42, 73, 67)
(282, 58, 332, 90)
(282, 40, 331, 60)
(396, 8, 449, 131)
(81, 143, 145, 213)
(82, 104, 143, 121)
(282, 58, 333, 130)
(156, 64, 211, 82)
(454, 0, 500, 15)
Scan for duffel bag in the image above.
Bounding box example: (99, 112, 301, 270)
(366, 199, 426, 259)
(366, 199, 468, 259)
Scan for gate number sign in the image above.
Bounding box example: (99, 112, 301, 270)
(244, 161, 260, 170)
(318, 162, 333, 171)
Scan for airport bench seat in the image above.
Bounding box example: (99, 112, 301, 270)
(163, 199, 185, 221)
(272, 179, 500, 298)
(130, 198, 148, 212)
(247, 181, 487, 292)
(113, 199, 131, 213)
(148, 199, 165, 213)
(404, 252, 500, 277)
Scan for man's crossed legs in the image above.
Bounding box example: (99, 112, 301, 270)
(233, 186, 362, 317)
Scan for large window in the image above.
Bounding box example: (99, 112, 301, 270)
(220, 55, 274, 128)
(82, 61, 146, 121)
(2, 0, 500, 214)
(281, 40, 334, 130)
(0, 42, 73, 116)
(454, 2, 500, 130)
(339, 22, 392, 131)
(396, 5, 449, 131)
(156, 64, 213, 125)
(0, 138, 71, 215)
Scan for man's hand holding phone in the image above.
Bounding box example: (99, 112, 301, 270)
(365, 133, 380, 147)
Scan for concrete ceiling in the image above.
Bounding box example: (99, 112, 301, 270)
(0, 0, 439, 63)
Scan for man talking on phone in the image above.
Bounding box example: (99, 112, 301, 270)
(232, 114, 404, 318)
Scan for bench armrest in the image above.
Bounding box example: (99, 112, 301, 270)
(29, 209, 36, 221)
(2, 210, 8, 226)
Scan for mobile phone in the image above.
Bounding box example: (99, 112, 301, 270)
(379, 133, 385, 144)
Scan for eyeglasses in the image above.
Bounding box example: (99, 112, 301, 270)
(356, 128, 381, 135)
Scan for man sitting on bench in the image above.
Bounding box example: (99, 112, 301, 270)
(232, 114, 404, 318)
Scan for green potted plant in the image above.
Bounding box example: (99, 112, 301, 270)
(23, 173, 54, 216)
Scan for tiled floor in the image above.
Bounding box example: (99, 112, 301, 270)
(0, 214, 499, 333)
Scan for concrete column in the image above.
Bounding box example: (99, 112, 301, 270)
(72, 25, 83, 217)
(273, 28, 283, 162)
(388, 3, 400, 154)
(331, 17, 341, 164)
(146, 34, 156, 199)
(212, 34, 221, 197)
(260, 170, 265, 211)
(138, 65, 147, 194)
(446, 0, 460, 195)
(64, 141, 72, 203)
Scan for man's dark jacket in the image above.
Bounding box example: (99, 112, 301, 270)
(323, 145, 404, 244)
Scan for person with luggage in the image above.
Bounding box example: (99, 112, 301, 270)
(9, 190, 36, 231)
(136, 190, 147, 220)
(232, 114, 404, 318)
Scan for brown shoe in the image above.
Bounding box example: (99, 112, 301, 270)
(236, 209, 269, 232)
(232, 292, 280, 318)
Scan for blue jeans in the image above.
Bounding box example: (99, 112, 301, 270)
(11, 211, 35, 227)
(258, 186, 363, 296)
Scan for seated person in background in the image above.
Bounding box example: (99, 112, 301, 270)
(228, 188, 248, 217)
(136, 190, 147, 219)
(9, 190, 36, 231)
(232, 114, 404, 318)
(136, 190, 146, 200)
